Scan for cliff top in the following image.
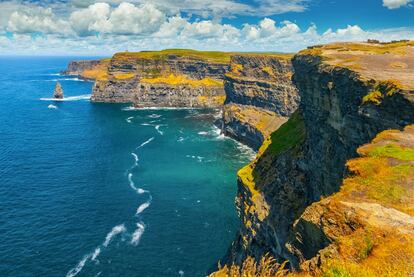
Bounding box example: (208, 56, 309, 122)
(113, 49, 293, 64)
(299, 40, 414, 90)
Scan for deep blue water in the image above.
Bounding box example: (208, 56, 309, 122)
(0, 57, 254, 277)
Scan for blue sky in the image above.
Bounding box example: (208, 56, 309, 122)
(0, 0, 413, 55)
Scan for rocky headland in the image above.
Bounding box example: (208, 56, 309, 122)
(65, 41, 414, 276)
(213, 40, 414, 276)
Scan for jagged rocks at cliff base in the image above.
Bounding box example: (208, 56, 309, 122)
(53, 82, 63, 99)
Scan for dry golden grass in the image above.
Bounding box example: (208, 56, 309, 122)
(113, 72, 136, 80)
(81, 61, 109, 80)
(212, 255, 288, 277)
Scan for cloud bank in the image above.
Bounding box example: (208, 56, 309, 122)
(0, 1, 413, 55)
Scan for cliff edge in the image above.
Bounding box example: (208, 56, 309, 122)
(221, 54, 299, 150)
(214, 40, 414, 276)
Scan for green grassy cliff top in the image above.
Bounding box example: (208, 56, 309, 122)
(113, 49, 294, 64)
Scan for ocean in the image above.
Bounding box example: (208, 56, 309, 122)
(0, 57, 255, 276)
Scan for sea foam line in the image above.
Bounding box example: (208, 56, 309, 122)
(40, 94, 91, 102)
(131, 222, 145, 246)
(66, 224, 127, 277)
(136, 194, 152, 215)
(136, 137, 154, 149)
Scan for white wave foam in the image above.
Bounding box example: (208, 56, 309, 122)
(91, 247, 101, 261)
(126, 116, 134, 123)
(48, 104, 58, 109)
(131, 222, 145, 246)
(123, 106, 200, 111)
(66, 254, 90, 277)
(128, 173, 137, 191)
(40, 94, 91, 102)
(186, 155, 204, 162)
(177, 137, 185, 142)
(136, 137, 154, 149)
(131, 153, 139, 165)
(66, 224, 126, 276)
(155, 125, 164, 135)
(128, 173, 147, 194)
(198, 131, 208, 135)
(45, 78, 84, 82)
(136, 201, 151, 215)
(103, 224, 126, 247)
(147, 114, 162, 119)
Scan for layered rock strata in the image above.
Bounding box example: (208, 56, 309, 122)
(89, 50, 230, 108)
(221, 55, 299, 149)
(219, 41, 414, 275)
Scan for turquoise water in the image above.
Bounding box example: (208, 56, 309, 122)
(0, 57, 254, 276)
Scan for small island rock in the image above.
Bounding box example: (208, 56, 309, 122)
(53, 82, 64, 99)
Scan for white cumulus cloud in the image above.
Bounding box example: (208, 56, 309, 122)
(383, 0, 412, 9)
(69, 2, 165, 36)
(7, 7, 70, 34)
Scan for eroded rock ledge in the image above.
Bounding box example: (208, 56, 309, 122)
(221, 54, 299, 150)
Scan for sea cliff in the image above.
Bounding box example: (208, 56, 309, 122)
(221, 54, 299, 150)
(213, 40, 414, 276)
(64, 42, 414, 276)
(80, 50, 230, 108)
(65, 50, 299, 147)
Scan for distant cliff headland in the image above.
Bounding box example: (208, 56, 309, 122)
(64, 41, 414, 276)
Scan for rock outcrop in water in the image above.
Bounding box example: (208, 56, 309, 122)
(213, 41, 414, 276)
(221, 54, 299, 150)
(53, 82, 63, 99)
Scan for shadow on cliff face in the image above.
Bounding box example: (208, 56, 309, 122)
(222, 52, 414, 271)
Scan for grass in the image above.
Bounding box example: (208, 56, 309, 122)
(366, 143, 414, 161)
(262, 66, 274, 76)
(197, 95, 226, 105)
(140, 74, 223, 87)
(114, 49, 234, 64)
(81, 61, 109, 80)
(212, 255, 288, 277)
(266, 111, 306, 156)
(113, 73, 136, 80)
(302, 40, 414, 56)
(362, 80, 402, 105)
(113, 49, 294, 64)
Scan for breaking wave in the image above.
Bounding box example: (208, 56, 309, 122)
(66, 224, 126, 277)
(136, 137, 154, 149)
(103, 224, 126, 247)
(131, 222, 145, 246)
(48, 104, 58, 109)
(155, 125, 164, 135)
(40, 94, 91, 102)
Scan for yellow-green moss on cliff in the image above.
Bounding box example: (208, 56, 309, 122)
(140, 74, 223, 87)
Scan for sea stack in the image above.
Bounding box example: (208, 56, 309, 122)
(53, 82, 64, 99)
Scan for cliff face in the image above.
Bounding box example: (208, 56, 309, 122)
(221, 55, 299, 150)
(288, 125, 414, 276)
(62, 60, 103, 76)
(90, 50, 230, 108)
(219, 41, 414, 275)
